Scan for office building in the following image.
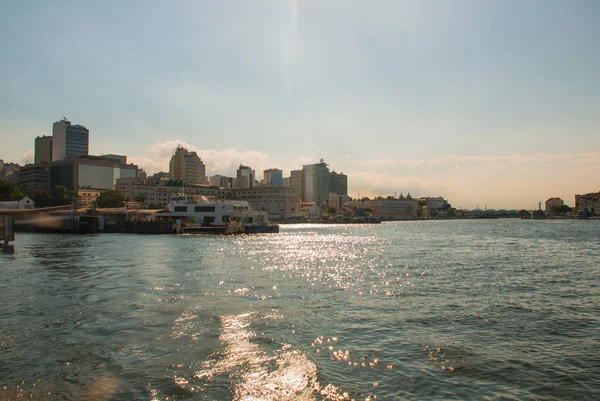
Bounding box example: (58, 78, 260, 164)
(302, 159, 329, 202)
(52, 118, 89, 161)
(263, 168, 283, 186)
(34, 135, 53, 164)
(329, 171, 348, 195)
(51, 155, 137, 191)
(290, 170, 302, 200)
(235, 165, 255, 188)
(168, 146, 207, 184)
(231, 186, 300, 219)
(18, 164, 51, 193)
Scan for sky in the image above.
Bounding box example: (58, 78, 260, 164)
(1, 0, 599, 209)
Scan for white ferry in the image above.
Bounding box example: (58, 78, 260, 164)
(155, 194, 279, 234)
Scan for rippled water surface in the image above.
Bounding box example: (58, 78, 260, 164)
(1, 220, 599, 400)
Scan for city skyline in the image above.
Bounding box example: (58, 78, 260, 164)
(2, 1, 599, 209)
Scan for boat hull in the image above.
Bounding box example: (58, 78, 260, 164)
(244, 225, 280, 234)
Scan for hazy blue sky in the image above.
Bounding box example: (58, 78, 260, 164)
(1, 0, 599, 208)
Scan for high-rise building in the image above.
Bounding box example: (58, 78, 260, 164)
(263, 168, 283, 186)
(329, 171, 348, 196)
(168, 146, 207, 184)
(52, 118, 89, 161)
(290, 170, 302, 200)
(302, 159, 329, 202)
(236, 165, 255, 188)
(34, 135, 53, 164)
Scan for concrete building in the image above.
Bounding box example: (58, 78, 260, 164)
(263, 168, 283, 186)
(77, 189, 103, 205)
(0, 196, 35, 209)
(52, 118, 89, 161)
(34, 135, 53, 165)
(235, 165, 255, 188)
(231, 186, 300, 219)
(210, 175, 233, 188)
(115, 178, 229, 207)
(302, 160, 329, 202)
(329, 171, 348, 195)
(355, 197, 418, 220)
(51, 155, 138, 191)
(289, 170, 302, 200)
(168, 146, 207, 185)
(329, 193, 351, 211)
(18, 164, 51, 194)
(575, 192, 600, 214)
(102, 154, 128, 164)
(418, 196, 449, 210)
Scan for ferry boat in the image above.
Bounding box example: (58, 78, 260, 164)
(155, 194, 279, 234)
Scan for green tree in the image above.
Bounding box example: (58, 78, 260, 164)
(0, 179, 17, 198)
(49, 185, 78, 206)
(96, 190, 124, 208)
(30, 190, 52, 208)
(550, 205, 572, 215)
(447, 208, 456, 218)
(133, 194, 146, 204)
(518, 209, 531, 219)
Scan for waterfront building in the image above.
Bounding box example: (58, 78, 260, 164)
(418, 196, 449, 210)
(77, 188, 103, 205)
(34, 135, 53, 164)
(18, 164, 51, 194)
(351, 197, 418, 220)
(575, 191, 600, 214)
(263, 168, 283, 186)
(51, 155, 138, 191)
(52, 118, 89, 161)
(302, 160, 329, 202)
(290, 170, 302, 200)
(329, 171, 348, 196)
(115, 178, 229, 207)
(231, 186, 300, 219)
(168, 146, 208, 185)
(0, 196, 35, 209)
(235, 165, 255, 188)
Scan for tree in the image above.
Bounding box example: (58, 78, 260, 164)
(0, 179, 19, 198)
(30, 190, 53, 208)
(550, 205, 572, 215)
(447, 208, 456, 218)
(518, 209, 531, 219)
(49, 186, 78, 206)
(361, 197, 370, 201)
(96, 190, 124, 208)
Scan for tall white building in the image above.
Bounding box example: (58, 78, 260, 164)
(52, 118, 89, 161)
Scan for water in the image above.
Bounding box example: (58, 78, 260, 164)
(1, 220, 599, 400)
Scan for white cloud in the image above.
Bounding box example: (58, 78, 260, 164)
(21, 149, 34, 164)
